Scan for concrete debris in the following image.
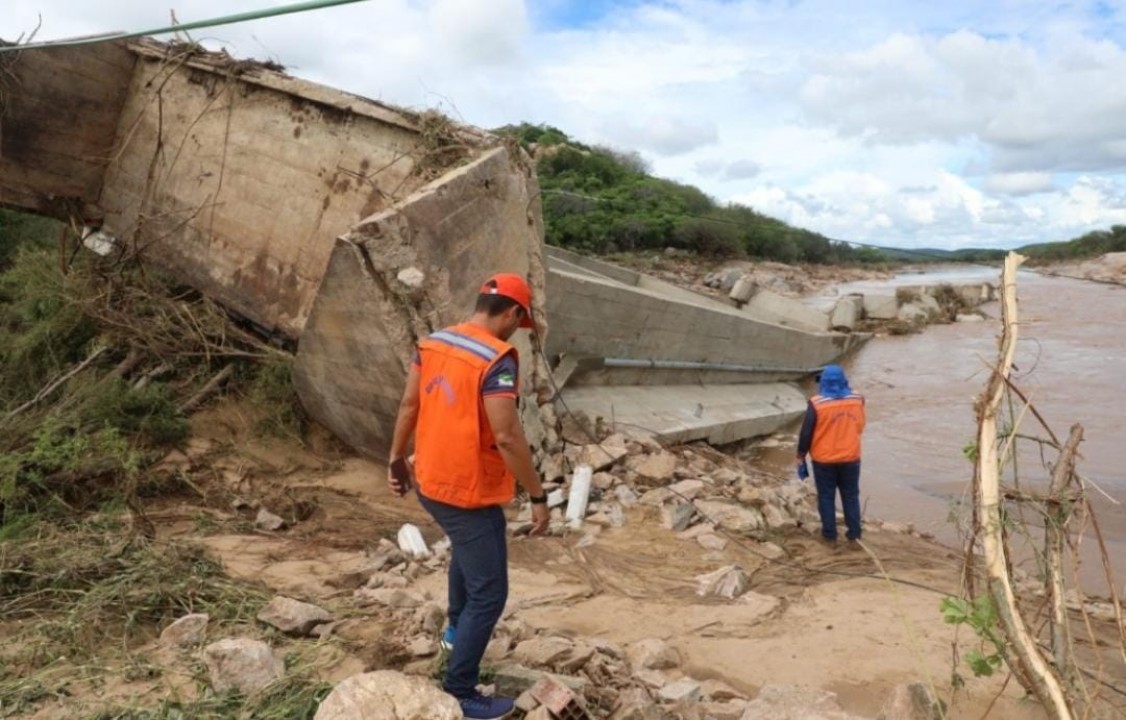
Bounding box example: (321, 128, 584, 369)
(830, 295, 863, 331)
(897, 302, 928, 324)
(257, 596, 334, 637)
(693, 500, 763, 533)
(579, 436, 630, 471)
(612, 687, 665, 720)
(255, 508, 286, 531)
(627, 451, 680, 481)
(565, 464, 594, 527)
(659, 678, 702, 704)
(202, 638, 285, 695)
(614, 484, 640, 507)
(667, 478, 706, 500)
(760, 503, 796, 530)
(729, 276, 757, 303)
(639, 488, 673, 506)
(548, 488, 568, 508)
(695, 565, 748, 599)
(530, 674, 592, 719)
(863, 294, 898, 320)
(740, 684, 867, 720)
(878, 683, 946, 720)
(159, 613, 209, 648)
(661, 502, 696, 532)
(396, 523, 430, 558)
(313, 670, 461, 720)
(493, 665, 588, 698)
(395, 266, 425, 289)
(956, 313, 985, 323)
(514, 636, 575, 667)
(593, 471, 617, 490)
(627, 638, 681, 671)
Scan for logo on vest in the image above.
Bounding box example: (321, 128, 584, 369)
(424, 375, 456, 405)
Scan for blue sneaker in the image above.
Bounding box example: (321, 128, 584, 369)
(440, 625, 456, 651)
(458, 693, 514, 720)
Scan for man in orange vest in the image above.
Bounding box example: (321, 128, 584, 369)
(388, 273, 550, 720)
(796, 364, 866, 546)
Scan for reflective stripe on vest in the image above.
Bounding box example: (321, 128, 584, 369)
(413, 323, 518, 509)
(810, 393, 865, 464)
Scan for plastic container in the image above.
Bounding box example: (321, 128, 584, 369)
(397, 523, 430, 558)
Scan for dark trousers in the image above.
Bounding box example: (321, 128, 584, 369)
(812, 460, 862, 541)
(418, 494, 508, 698)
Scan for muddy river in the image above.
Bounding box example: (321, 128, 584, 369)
(777, 267, 1126, 587)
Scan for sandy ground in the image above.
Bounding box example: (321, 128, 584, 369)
(1036, 252, 1126, 285)
(131, 406, 1070, 720)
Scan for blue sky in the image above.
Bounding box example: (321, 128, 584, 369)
(7, 0, 1126, 249)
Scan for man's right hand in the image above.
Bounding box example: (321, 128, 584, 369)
(388, 461, 408, 497)
(530, 503, 550, 535)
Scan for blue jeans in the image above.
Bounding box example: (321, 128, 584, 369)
(812, 461, 862, 541)
(418, 494, 508, 698)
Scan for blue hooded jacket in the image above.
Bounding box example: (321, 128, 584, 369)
(817, 364, 851, 400)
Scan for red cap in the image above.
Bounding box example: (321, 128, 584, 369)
(481, 273, 535, 329)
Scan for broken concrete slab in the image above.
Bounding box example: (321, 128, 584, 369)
(514, 636, 576, 667)
(830, 295, 863, 332)
(863, 294, 898, 320)
(627, 451, 680, 481)
(493, 665, 588, 698)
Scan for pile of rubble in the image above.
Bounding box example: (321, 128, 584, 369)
(529, 414, 818, 550)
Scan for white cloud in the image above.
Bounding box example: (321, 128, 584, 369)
(6, 0, 1126, 248)
(985, 172, 1054, 196)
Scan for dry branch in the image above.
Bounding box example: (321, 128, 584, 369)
(1044, 424, 1084, 694)
(4, 346, 108, 421)
(975, 252, 1074, 719)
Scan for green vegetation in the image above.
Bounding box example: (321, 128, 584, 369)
(0, 209, 303, 528)
(1019, 224, 1126, 264)
(496, 123, 890, 264)
(941, 594, 1006, 686)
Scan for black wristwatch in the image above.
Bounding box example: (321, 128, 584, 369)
(529, 493, 548, 505)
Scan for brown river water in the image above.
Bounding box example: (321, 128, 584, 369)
(765, 268, 1126, 590)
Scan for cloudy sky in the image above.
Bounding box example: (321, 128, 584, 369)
(7, 0, 1126, 249)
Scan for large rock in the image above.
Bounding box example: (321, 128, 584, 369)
(694, 501, 763, 533)
(695, 565, 748, 599)
(667, 479, 706, 500)
(628, 451, 680, 481)
(160, 613, 209, 648)
(739, 685, 866, 719)
(830, 295, 863, 331)
(862, 294, 898, 320)
(314, 670, 461, 720)
(661, 502, 696, 532)
(878, 683, 945, 720)
(257, 596, 334, 636)
(628, 638, 680, 671)
(202, 638, 285, 695)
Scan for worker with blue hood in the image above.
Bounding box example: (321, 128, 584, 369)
(796, 364, 866, 545)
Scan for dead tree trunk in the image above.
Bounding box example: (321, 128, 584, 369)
(976, 252, 1074, 720)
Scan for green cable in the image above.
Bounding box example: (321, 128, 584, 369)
(0, 0, 371, 54)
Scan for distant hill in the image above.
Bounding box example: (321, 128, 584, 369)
(495, 123, 889, 265)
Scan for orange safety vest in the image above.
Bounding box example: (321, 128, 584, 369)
(413, 323, 518, 509)
(809, 393, 866, 464)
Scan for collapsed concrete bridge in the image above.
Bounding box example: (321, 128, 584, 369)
(0, 38, 866, 464)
